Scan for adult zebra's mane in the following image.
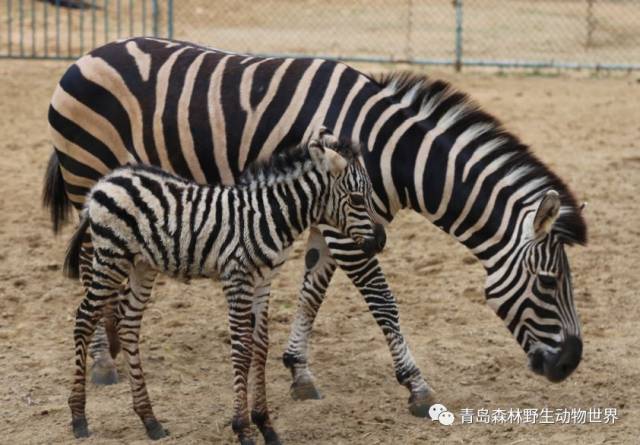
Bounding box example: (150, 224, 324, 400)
(238, 139, 358, 189)
(371, 71, 587, 246)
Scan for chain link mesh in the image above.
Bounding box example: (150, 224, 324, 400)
(173, 0, 640, 69)
(1, 1, 638, 69)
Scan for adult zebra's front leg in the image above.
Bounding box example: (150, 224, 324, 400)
(283, 226, 435, 417)
(283, 228, 336, 401)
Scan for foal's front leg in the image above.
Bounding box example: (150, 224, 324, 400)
(119, 265, 168, 440)
(250, 282, 281, 445)
(223, 275, 258, 445)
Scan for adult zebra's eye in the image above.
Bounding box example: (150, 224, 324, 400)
(350, 193, 365, 206)
(538, 274, 557, 289)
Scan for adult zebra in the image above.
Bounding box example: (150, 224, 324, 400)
(44, 37, 587, 416)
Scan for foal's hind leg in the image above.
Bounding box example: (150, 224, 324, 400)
(250, 282, 281, 445)
(68, 255, 126, 438)
(119, 263, 167, 440)
(79, 239, 119, 385)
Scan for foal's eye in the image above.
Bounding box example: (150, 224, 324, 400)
(537, 274, 557, 289)
(350, 193, 365, 206)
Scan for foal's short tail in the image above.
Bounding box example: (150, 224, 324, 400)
(64, 215, 90, 279)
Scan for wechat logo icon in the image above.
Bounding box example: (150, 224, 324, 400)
(429, 403, 455, 426)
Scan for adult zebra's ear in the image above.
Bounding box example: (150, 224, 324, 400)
(533, 190, 561, 237)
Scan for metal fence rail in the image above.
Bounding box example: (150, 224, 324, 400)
(0, 0, 172, 59)
(2, 0, 639, 70)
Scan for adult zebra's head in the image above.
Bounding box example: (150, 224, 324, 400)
(485, 190, 586, 383)
(311, 128, 386, 257)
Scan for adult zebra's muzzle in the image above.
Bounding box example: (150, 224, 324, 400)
(358, 224, 387, 257)
(528, 336, 583, 383)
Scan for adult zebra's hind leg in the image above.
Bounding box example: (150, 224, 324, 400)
(250, 282, 281, 445)
(79, 240, 120, 385)
(283, 228, 336, 401)
(68, 254, 126, 438)
(119, 263, 167, 440)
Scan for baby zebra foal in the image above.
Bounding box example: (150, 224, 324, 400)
(63, 130, 385, 444)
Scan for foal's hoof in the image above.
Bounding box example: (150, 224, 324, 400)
(90, 361, 118, 386)
(72, 417, 89, 438)
(408, 390, 436, 418)
(239, 437, 256, 445)
(290, 379, 322, 400)
(144, 419, 169, 440)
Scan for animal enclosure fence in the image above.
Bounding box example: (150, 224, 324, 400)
(0, 0, 172, 59)
(2, 0, 639, 70)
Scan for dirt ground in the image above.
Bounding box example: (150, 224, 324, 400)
(0, 59, 638, 445)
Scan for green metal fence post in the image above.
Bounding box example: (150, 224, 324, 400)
(92, 0, 96, 49)
(105, 0, 110, 44)
(168, 0, 173, 39)
(67, 0, 72, 57)
(142, 0, 147, 35)
(19, 0, 24, 56)
(7, 0, 12, 56)
(55, 0, 60, 57)
(455, 0, 463, 71)
(152, 0, 159, 37)
(80, 1, 84, 54)
(31, 0, 36, 57)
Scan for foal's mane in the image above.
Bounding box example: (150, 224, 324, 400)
(237, 138, 358, 188)
(371, 71, 587, 245)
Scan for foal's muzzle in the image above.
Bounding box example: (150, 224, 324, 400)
(528, 336, 582, 382)
(359, 224, 386, 256)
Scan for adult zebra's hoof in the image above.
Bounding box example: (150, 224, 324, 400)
(239, 437, 256, 445)
(290, 379, 322, 400)
(71, 417, 89, 438)
(408, 390, 436, 418)
(144, 419, 169, 440)
(262, 427, 282, 445)
(90, 359, 118, 385)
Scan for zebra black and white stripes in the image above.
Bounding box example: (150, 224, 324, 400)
(45, 37, 588, 418)
(64, 133, 384, 443)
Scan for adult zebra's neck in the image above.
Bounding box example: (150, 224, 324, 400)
(353, 72, 586, 269)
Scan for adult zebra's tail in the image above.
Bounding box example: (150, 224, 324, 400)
(42, 151, 72, 234)
(64, 215, 89, 279)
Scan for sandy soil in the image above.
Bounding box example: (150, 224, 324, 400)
(0, 59, 638, 444)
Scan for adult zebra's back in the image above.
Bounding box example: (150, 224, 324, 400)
(45, 37, 588, 416)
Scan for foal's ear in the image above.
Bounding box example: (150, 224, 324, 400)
(308, 138, 325, 164)
(313, 127, 348, 175)
(324, 147, 349, 175)
(533, 190, 561, 237)
(318, 125, 339, 146)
